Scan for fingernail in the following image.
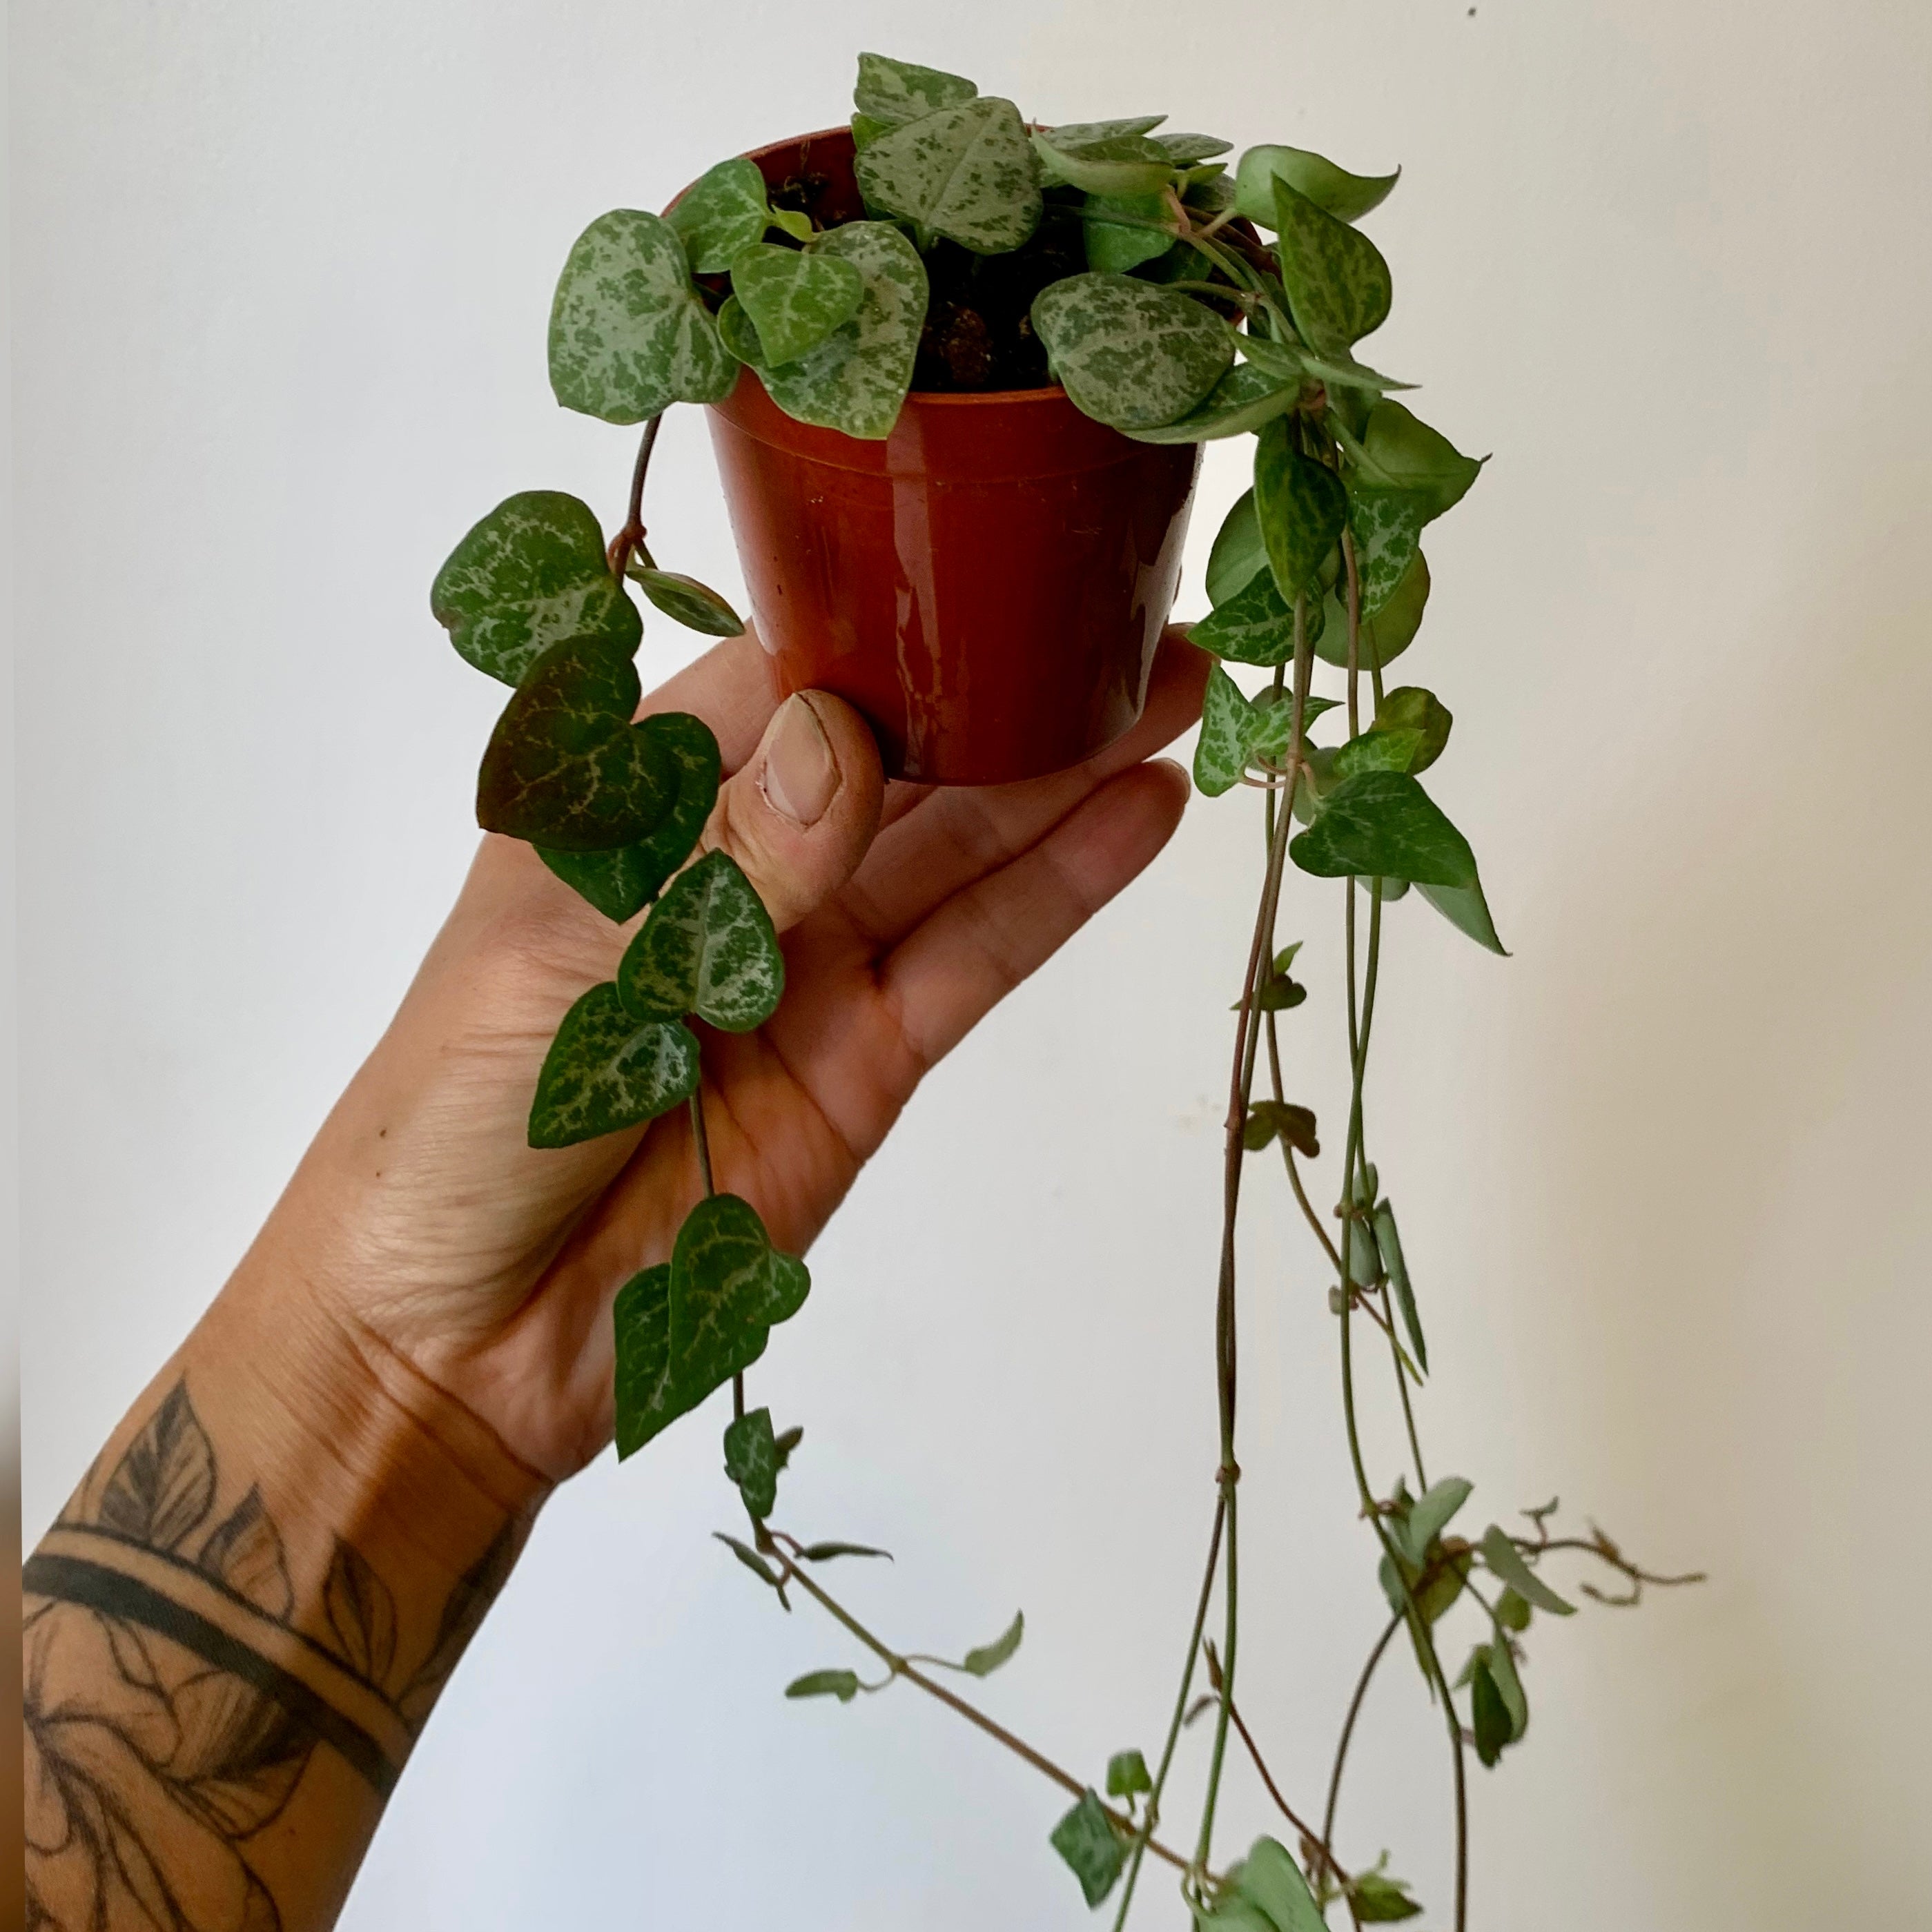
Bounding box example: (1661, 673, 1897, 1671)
(760, 694, 839, 828)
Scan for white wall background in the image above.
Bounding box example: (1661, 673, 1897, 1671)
(15, 2, 1932, 1925)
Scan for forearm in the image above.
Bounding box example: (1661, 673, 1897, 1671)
(23, 1248, 549, 1932)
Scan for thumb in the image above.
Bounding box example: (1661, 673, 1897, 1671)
(703, 690, 884, 933)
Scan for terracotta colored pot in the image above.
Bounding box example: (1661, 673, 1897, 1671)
(697, 129, 1202, 786)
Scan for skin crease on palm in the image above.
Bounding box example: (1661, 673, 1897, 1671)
(242, 625, 1210, 1483)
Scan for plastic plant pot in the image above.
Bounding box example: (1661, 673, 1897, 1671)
(694, 128, 1202, 787)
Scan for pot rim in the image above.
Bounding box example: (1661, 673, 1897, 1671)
(732, 124, 1073, 411)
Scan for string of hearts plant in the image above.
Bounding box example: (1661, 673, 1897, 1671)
(430, 52, 1699, 1929)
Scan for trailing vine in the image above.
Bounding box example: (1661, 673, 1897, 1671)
(429, 51, 1700, 1925)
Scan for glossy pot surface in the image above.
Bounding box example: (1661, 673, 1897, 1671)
(699, 128, 1201, 786)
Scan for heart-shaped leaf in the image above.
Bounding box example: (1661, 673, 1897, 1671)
(1192, 568, 1300, 665)
(537, 711, 720, 923)
(716, 293, 767, 367)
(668, 1193, 811, 1412)
(612, 1194, 810, 1456)
(549, 209, 736, 425)
(760, 222, 927, 440)
(855, 97, 1042, 254)
(728, 241, 866, 365)
(431, 492, 640, 687)
(1470, 1655, 1512, 1766)
(1354, 400, 1484, 517)
(1193, 665, 1252, 797)
(527, 983, 699, 1149)
(1233, 1836, 1329, 1932)
(617, 848, 784, 1030)
(1347, 486, 1431, 618)
(476, 636, 683, 851)
(1082, 190, 1174, 275)
(1106, 1748, 1153, 1798)
(1271, 177, 1392, 356)
(1290, 771, 1477, 887)
(1242, 324, 1411, 398)
(1206, 489, 1267, 605)
(625, 563, 744, 637)
(1350, 1870, 1424, 1922)
(1032, 273, 1233, 430)
(1247, 688, 1338, 767)
(1243, 1100, 1320, 1156)
(1312, 547, 1429, 670)
(1121, 359, 1300, 446)
(1254, 419, 1348, 601)
(723, 1405, 779, 1519)
(853, 51, 977, 127)
(667, 157, 772, 274)
(1237, 144, 1400, 226)
(1049, 1790, 1127, 1908)
(1416, 877, 1508, 955)
(1034, 117, 1173, 195)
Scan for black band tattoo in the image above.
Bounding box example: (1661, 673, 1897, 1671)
(23, 1379, 520, 1932)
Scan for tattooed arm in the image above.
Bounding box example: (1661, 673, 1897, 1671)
(23, 629, 1205, 1930)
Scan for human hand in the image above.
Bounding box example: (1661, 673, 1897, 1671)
(252, 627, 1207, 1481)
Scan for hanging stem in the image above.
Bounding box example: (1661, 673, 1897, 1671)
(607, 412, 664, 576)
(1320, 1612, 1403, 1869)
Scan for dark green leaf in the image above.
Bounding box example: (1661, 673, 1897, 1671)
(1350, 1870, 1424, 1922)
(961, 1610, 1024, 1677)
(1373, 1202, 1426, 1374)
(1376, 687, 1452, 772)
(1106, 1748, 1152, 1799)
(548, 209, 734, 423)
(853, 52, 977, 127)
(667, 1193, 811, 1421)
(613, 1265, 673, 1458)
(1033, 117, 1173, 195)
(1312, 547, 1429, 670)
(1236, 144, 1400, 225)
(1206, 489, 1267, 606)
(667, 157, 772, 275)
(432, 491, 640, 687)
(1193, 665, 1250, 796)
(1247, 688, 1337, 765)
(537, 710, 721, 923)
(1271, 177, 1392, 355)
(529, 984, 699, 1151)
(1494, 1588, 1532, 1632)
(617, 848, 784, 1030)
(1479, 1525, 1577, 1614)
(797, 1541, 892, 1563)
(714, 1532, 787, 1599)
(723, 1406, 779, 1519)
(1121, 359, 1299, 446)
(772, 1424, 803, 1468)
(612, 1194, 810, 1452)
(1253, 971, 1307, 1012)
(760, 222, 927, 440)
(1356, 400, 1483, 518)
(1471, 1656, 1511, 1766)
(1049, 1790, 1127, 1907)
(476, 636, 681, 851)
(1253, 420, 1348, 601)
(728, 241, 866, 364)
(1233, 1835, 1328, 1932)
(1416, 877, 1508, 955)
(1289, 771, 1478, 888)
(856, 97, 1042, 253)
(625, 565, 744, 638)
(1242, 1100, 1318, 1156)
(1487, 1634, 1528, 1739)
(786, 1668, 860, 1701)
(1032, 273, 1233, 430)
(1082, 191, 1174, 275)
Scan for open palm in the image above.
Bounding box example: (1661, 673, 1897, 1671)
(265, 628, 1205, 1480)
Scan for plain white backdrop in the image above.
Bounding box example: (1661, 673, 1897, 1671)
(14, 2, 1932, 1925)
